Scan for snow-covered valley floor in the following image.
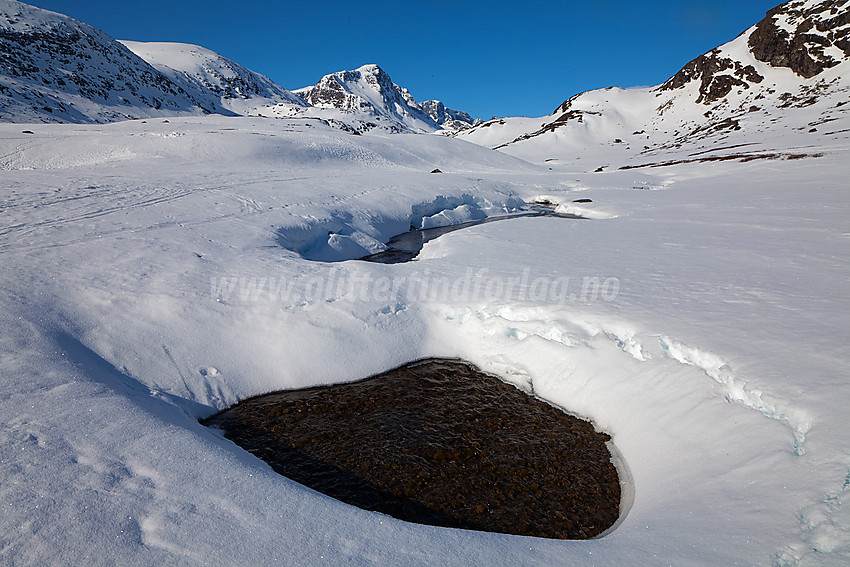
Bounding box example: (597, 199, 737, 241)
(1, 116, 848, 566)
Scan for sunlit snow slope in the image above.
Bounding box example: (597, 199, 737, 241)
(1, 108, 848, 566)
(119, 40, 308, 115)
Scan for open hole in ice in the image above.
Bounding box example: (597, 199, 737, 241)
(202, 358, 623, 539)
(360, 207, 583, 264)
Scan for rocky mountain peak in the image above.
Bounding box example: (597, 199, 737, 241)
(420, 99, 481, 131)
(295, 64, 478, 133)
(456, 0, 848, 164)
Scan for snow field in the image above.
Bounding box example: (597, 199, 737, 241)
(0, 115, 848, 566)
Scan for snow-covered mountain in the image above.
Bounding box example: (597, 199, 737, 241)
(457, 0, 849, 166)
(0, 1, 475, 131)
(119, 41, 307, 115)
(0, 0, 308, 124)
(294, 64, 478, 133)
(0, 0, 229, 123)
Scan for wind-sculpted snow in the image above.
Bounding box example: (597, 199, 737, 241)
(659, 336, 812, 455)
(276, 193, 527, 262)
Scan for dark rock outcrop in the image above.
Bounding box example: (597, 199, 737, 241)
(748, 0, 850, 78)
(658, 48, 764, 104)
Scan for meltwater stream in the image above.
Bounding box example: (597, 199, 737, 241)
(360, 206, 584, 264)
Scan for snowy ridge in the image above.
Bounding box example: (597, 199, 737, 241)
(118, 41, 307, 114)
(457, 0, 850, 167)
(0, 1, 477, 132)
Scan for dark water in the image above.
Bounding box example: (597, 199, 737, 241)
(360, 207, 583, 264)
(203, 358, 621, 539)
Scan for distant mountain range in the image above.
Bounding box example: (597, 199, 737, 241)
(456, 0, 849, 163)
(0, 0, 476, 132)
(1, 0, 847, 147)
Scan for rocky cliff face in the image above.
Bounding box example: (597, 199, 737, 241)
(420, 99, 481, 131)
(653, 0, 849, 115)
(749, 0, 850, 77)
(657, 0, 849, 104)
(657, 48, 765, 104)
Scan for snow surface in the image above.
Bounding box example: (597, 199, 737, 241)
(118, 40, 307, 113)
(1, 109, 848, 566)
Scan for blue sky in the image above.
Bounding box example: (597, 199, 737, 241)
(31, 0, 781, 119)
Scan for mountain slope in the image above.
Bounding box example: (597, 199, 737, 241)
(1, 2, 475, 131)
(457, 0, 849, 167)
(420, 99, 481, 131)
(119, 41, 307, 115)
(0, 0, 226, 123)
(295, 64, 478, 133)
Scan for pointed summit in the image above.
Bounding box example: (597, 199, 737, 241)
(295, 64, 478, 133)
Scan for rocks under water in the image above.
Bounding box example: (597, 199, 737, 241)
(203, 358, 621, 539)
